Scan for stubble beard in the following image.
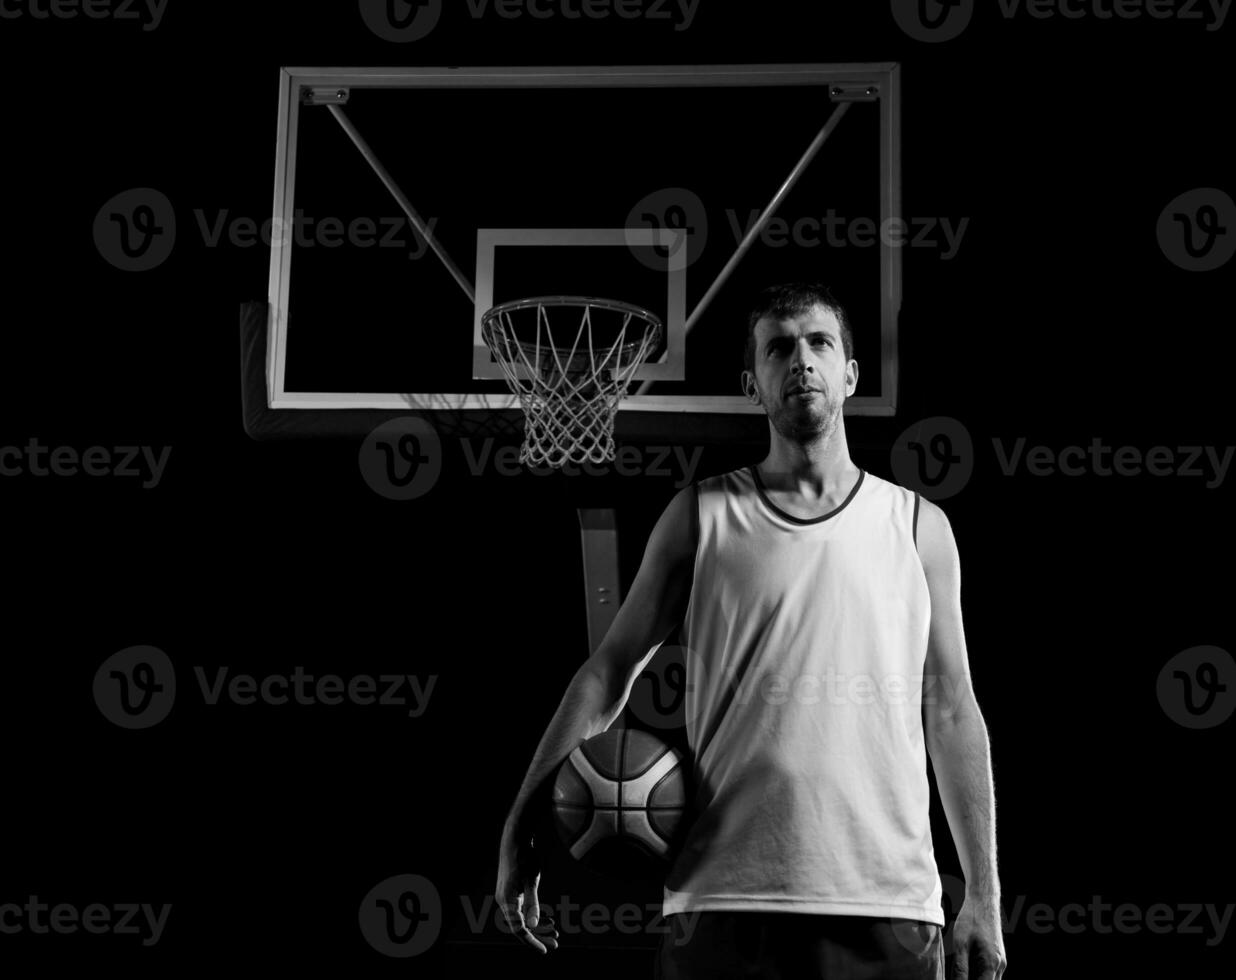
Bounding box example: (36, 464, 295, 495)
(766, 381, 842, 446)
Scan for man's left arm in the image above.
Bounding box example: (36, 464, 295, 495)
(917, 498, 1007, 980)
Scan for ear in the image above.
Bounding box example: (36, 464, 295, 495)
(845, 359, 858, 396)
(741, 370, 761, 405)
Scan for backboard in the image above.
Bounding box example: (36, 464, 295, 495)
(265, 64, 901, 444)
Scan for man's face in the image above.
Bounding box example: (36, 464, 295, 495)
(742, 305, 857, 443)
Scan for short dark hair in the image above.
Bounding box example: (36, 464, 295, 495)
(743, 283, 854, 373)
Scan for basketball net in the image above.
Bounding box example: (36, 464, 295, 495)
(481, 297, 662, 468)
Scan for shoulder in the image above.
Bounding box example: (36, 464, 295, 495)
(696, 466, 754, 490)
(914, 497, 960, 580)
(691, 466, 757, 504)
(855, 469, 920, 522)
(649, 482, 701, 564)
(859, 472, 958, 571)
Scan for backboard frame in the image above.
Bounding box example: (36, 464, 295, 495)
(266, 63, 902, 418)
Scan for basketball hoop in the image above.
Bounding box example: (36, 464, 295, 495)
(481, 296, 662, 468)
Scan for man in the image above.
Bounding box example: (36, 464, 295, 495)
(495, 283, 1006, 979)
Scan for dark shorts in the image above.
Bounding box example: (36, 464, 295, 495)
(656, 911, 945, 980)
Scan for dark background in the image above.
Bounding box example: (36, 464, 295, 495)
(2, 0, 1233, 975)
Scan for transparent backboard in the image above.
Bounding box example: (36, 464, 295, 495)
(267, 64, 901, 440)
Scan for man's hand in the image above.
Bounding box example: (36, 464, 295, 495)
(495, 828, 559, 954)
(950, 896, 1006, 979)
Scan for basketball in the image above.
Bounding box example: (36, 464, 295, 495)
(550, 727, 688, 879)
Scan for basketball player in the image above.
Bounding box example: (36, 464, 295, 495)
(496, 283, 1007, 979)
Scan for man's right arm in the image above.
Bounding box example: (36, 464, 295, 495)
(499, 483, 698, 844)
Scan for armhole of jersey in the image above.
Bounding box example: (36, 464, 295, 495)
(912, 491, 921, 551)
(678, 481, 702, 649)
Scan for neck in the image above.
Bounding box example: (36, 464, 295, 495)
(758, 423, 857, 497)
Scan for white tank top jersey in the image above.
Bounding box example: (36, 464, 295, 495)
(661, 466, 945, 925)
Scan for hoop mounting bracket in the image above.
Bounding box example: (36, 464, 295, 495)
(828, 83, 880, 103)
(302, 87, 350, 106)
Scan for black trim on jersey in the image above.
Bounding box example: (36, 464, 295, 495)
(747, 466, 866, 526)
(913, 492, 921, 548)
